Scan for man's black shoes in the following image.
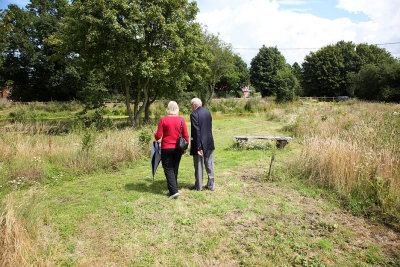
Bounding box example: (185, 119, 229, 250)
(189, 185, 201, 191)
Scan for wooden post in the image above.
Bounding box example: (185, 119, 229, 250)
(267, 144, 276, 180)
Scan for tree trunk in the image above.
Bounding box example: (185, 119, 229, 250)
(134, 88, 140, 117)
(133, 78, 150, 126)
(144, 93, 158, 123)
(144, 101, 150, 123)
(123, 76, 135, 126)
(205, 83, 215, 107)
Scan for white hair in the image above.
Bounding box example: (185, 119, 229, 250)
(190, 98, 202, 106)
(166, 101, 179, 115)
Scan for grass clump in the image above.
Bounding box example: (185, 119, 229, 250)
(210, 98, 274, 114)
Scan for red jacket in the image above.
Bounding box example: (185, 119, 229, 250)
(154, 116, 189, 149)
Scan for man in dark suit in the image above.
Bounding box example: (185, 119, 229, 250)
(189, 98, 215, 191)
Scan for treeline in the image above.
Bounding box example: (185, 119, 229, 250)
(0, 0, 249, 125)
(250, 41, 400, 102)
(1, 1, 399, 125)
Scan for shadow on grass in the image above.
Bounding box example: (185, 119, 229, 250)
(124, 179, 193, 196)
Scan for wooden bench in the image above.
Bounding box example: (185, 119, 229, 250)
(233, 135, 293, 149)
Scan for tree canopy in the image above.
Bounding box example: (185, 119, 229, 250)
(198, 31, 236, 105)
(216, 54, 250, 97)
(249, 46, 286, 97)
(274, 66, 301, 103)
(0, 0, 80, 101)
(350, 61, 400, 102)
(302, 41, 396, 97)
(51, 0, 204, 125)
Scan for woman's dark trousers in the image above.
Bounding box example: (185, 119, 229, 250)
(161, 149, 182, 196)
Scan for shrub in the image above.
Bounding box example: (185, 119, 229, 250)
(139, 128, 153, 148)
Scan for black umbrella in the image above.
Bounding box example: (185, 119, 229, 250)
(151, 141, 161, 181)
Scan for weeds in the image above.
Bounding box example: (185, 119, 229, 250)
(231, 140, 272, 151)
(0, 128, 142, 190)
(209, 98, 274, 114)
(284, 101, 400, 225)
(81, 128, 97, 152)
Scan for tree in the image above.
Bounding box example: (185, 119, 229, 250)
(233, 54, 250, 87)
(302, 44, 346, 97)
(274, 66, 300, 103)
(249, 46, 286, 97)
(291, 62, 302, 81)
(356, 43, 396, 68)
(199, 31, 235, 105)
(54, 0, 203, 125)
(0, 9, 11, 87)
(1, 0, 80, 101)
(302, 41, 396, 97)
(216, 54, 249, 97)
(350, 61, 400, 102)
(1, 4, 36, 99)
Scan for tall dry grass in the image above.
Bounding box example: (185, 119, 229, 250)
(0, 109, 149, 265)
(286, 100, 400, 221)
(0, 194, 42, 266)
(0, 188, 61, 266)
(0, 127, 144, 188)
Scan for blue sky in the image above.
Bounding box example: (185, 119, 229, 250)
(0, 0, 28, 10)
(276, 0, 370, 22)
(1, 0, 399, 64)
(197, 0, 370, 23)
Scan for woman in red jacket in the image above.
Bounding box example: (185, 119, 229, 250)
(154, 101, 189, 199)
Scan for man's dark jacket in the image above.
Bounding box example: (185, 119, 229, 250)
(190, 106, 215, 156)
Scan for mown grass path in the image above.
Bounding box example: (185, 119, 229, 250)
(14, 115, 400, 266)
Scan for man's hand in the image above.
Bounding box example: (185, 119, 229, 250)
(197, 150, 203, 157)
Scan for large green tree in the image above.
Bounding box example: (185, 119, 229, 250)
(274, 65, 301, 103)
(302, 44, 348, 97)
(302, 41, 395, 97)
(249, 46, 286, 97)
(199, 31, 235, 105)
(350, 61, 400, 102)
(53, 0, 202, 125)
(216, 54, 250, 97)
(0, 10, 11, 86)
(291, 62, 302, 84)
(0, 0, 80, 101)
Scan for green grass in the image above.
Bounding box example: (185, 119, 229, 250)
(3, 114, 399, 266)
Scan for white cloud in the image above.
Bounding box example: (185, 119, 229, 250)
(277, 0, 307, 5)
(196, 0, 400, 65)
(337, 0, 400, 20)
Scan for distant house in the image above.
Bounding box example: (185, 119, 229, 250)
(241, 86, 250, 98)
(0, 87, 10, 102)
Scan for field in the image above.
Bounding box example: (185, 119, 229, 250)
(1, 99, 400, 266)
